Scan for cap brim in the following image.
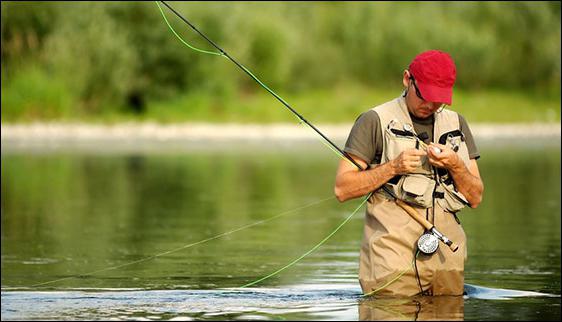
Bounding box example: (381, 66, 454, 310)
(417, 82, 453, 105)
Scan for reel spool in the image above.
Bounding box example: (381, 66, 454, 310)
(417, 233, 439, 255)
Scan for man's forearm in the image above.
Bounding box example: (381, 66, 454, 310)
(449, 161, 483, 208)
(335, 162, 396, 202)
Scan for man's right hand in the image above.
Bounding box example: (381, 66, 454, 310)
(390, 148, 426, 175)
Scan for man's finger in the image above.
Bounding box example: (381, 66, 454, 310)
(406, 155, 421, 162)
(405, 148, 426, 156)
(407, 160, 421, 168)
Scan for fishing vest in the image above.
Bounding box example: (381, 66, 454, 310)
(373, 96, 471, 212)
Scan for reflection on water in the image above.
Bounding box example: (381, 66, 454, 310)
(1, 139, 560, 320)
(359, 296, 465, 321)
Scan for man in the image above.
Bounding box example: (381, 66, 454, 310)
(334, 50, 484, 296)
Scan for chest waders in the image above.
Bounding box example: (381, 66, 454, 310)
(360, 96, 471, 297)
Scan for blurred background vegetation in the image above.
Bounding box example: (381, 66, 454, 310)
(1, 1, 560, 123)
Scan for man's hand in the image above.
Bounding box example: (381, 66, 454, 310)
(427, 143, 460, 170)
(390, 148, 427, 175)
(427, 143, 483, 208)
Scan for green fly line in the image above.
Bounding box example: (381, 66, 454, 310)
(241, 195, 369, 288)
(362, 250, 421, 297)
(156, 2, 462, 296)
(156, 0, 370, 288)
(155, 1, 358, 170)
(156, 1, 223, 56)
(28, 195, 335, 288)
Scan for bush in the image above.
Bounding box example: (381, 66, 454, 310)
(1, 1, 560, 121)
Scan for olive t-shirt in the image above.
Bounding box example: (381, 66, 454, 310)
(344, 109, 480, 165)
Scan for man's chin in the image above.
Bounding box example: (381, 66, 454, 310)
(415, 111, 433, 119)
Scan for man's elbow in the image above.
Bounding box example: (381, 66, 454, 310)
(468, 186, 484, 209)
(334, 185, 348, 203)
(469, 198, 481, 209)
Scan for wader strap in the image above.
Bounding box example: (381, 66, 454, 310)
(388, 175, 402, 185)
(433, 191, 445, 198)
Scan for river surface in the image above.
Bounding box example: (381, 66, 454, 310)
(2, 138, 560, 320)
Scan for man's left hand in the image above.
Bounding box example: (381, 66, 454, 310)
(427, 143, 460, 170)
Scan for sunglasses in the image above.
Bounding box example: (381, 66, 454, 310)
(409, 75, 447, 112)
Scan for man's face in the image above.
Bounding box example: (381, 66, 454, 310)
(403, 72, 446, 119)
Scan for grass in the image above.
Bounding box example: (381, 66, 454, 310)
(452, 88, 560, 124)
(1, 66, 74, 121)
(142, 84, 560, 124)
(2, 78, 560, 124)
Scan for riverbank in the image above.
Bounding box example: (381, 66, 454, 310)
(2, 122, 560, 153)
(3, 122, 560, 141)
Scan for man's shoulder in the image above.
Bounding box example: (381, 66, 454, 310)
(456, 112, 469, 124)
(442, 108, 468, 126)
(442, 108, 471, 126)
(354, 109, 380, 126)
(353, 96, 403, 126)
(371, 97, 401, 113)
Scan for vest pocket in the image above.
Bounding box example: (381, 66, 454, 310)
(437, 184, 469, 213)
(396, 174, 435, 208)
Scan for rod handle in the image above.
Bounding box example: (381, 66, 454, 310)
(448, 241, 459, 252)
(396, 199, 433, 231)
(397, 200, 460, 253)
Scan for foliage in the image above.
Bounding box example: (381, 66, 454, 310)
(1, 1, 560, 122)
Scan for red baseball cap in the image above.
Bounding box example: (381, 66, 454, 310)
(408, 50, 456, 105)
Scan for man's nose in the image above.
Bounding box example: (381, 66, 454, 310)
(427, 102, 442, 110)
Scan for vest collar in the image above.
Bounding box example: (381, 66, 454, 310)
(396, 96, 435, 129)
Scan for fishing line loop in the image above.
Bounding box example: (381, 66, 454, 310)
(155, 0, 371, 288)
(28, 195, 335, 288)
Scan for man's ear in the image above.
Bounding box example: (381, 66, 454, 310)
(402, 70, 410, 87)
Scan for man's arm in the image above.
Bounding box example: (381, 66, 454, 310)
(334, 149, 426, 202)
(427, 143, 484, 208)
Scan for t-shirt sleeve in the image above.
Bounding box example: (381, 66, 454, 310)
(458, 114, 480, 160)
(344, 110, 382, 164)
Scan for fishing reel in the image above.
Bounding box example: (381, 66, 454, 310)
(395, 199, 459, 255)
(417, 232, 439, 255)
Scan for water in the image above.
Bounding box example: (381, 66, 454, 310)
(2, 138, 560, 320)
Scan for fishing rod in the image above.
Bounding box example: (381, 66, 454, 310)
(397, 199, 458, 253)
(158, 0, 364, 171)
(157, 1, 459, 287)
(158, 1, 458, 253)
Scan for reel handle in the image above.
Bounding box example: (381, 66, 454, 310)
(395, 199, 458, 252)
